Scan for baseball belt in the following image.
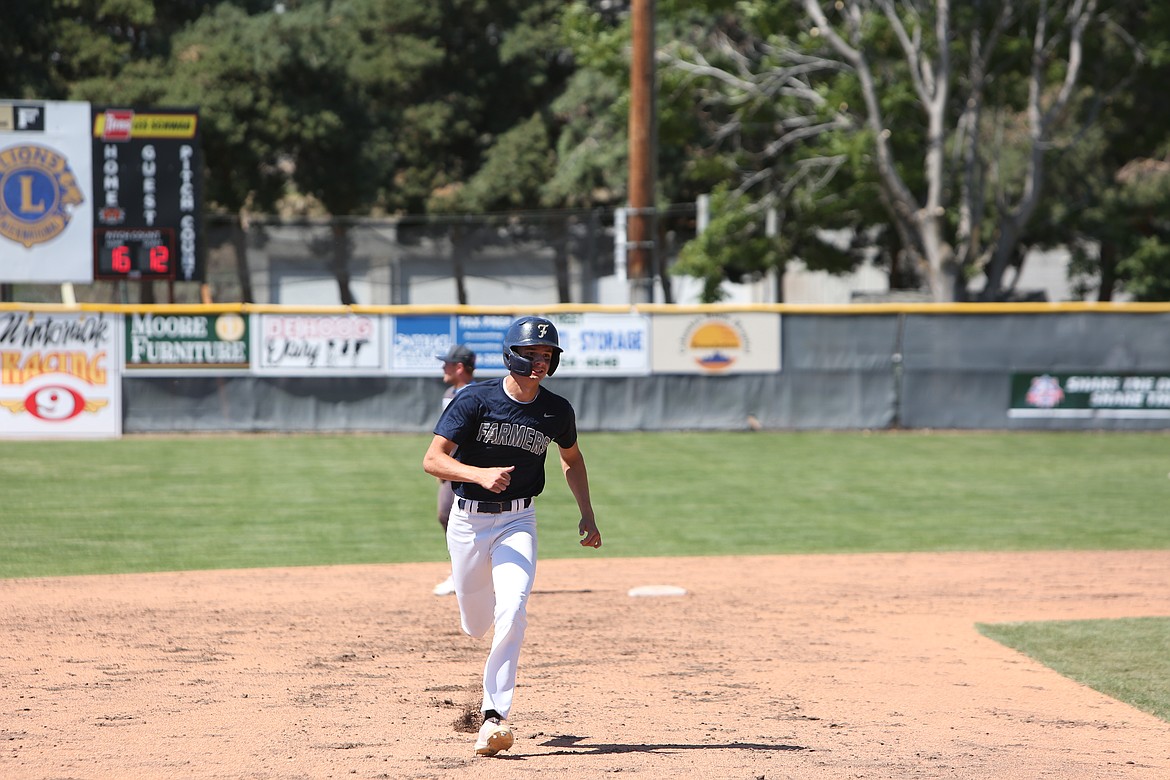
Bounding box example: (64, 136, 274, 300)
(456, 498, 533, 514)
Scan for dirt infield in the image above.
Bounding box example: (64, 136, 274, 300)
(3, 551, 1169, 779)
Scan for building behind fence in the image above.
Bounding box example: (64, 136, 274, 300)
(6, 205, 1088, 308)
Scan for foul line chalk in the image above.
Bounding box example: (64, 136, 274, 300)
(628, 585, 688, 597)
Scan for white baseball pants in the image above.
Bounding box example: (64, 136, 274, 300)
(446, 501, 537, 720)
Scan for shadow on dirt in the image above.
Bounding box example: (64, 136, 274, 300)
(536, 734, 806, 755)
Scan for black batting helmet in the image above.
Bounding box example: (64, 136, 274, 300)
(503, 316, 562, 376)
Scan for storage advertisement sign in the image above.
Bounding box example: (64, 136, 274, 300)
(545, 312, 650, 376)
(388, 313, 651, 377)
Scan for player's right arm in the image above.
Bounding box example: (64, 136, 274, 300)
(423, 434, 514, 493)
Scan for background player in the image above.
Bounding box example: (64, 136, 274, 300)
(422, 315, 602, 757)
(432, 344, 477, 596)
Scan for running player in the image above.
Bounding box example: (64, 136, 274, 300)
(422, 315, 602, 757)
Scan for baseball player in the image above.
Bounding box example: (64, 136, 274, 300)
(422, 315, 602, 757)
(432, 344, 477, 596)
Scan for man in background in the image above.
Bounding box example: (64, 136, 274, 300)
(432, 344, 477, 595)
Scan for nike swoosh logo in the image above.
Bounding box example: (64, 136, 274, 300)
(543, 413, 555, 418)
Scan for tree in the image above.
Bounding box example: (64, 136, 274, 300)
(0, 2, 56, 99)
(284, 0, 574, 304)
(657, 1, 877, 301)
(376, 0, 574, 215)
(419, 0, 590, 303)
(157, 4, 305, 302)
(7, 1, 271, 302)
(801, 0, 1144, 301)
(1039, 5, 1170, 301)
(256, 1, 410, 304)
(664, 1, 1151, 303)
(1064, 159, 1170, 302)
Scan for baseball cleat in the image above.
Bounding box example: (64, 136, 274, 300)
(432, 574, 456, 596)
(474, 718, 514, 757)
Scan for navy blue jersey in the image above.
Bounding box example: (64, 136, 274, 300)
(434, 378, 578, 502)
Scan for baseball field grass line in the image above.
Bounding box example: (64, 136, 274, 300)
(2, 429, 1169, 578)
(978, 617, 1170, 722)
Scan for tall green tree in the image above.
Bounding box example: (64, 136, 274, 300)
(1045, 5, 1170, 301)
(252, 0, 409, 304)
(653, 1, 1152, 302)
(6, 1, 272, 301)
(539, 3, 631, 210)
(660, 1, 877, 300)
(380, 0, 574, 214)
(1, 2, 56, 99)
(162, 4, 306, 301)
(801, 0, 1145, 301)
(4, 1, 262, 101)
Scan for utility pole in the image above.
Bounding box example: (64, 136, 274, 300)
(627, 0, 656, 305)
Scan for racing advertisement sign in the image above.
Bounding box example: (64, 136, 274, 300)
(0, 101, 94, 282)
(650, 312, 781, 374)
(124, 311, 249, 374)
(253, 313, 383, 375)
(1010, 373, 1170, 419)
(0, 310, 121, 438)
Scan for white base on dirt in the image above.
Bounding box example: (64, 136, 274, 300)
(628, 585, 687, 597)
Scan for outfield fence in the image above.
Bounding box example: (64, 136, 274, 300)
(3, 302, 1170, 438)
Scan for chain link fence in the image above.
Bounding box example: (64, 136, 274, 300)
(7, 206, 702, 306)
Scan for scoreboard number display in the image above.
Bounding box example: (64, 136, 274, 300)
(95, 227, 175, 277)
(91, 107, 203, 282)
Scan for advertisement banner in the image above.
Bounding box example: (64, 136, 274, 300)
(124, 311, 249, 373)
(650, 312, 781, 374)
(454, 313, 515, 374)
(387, 312, 652, 377)
(0, 310, 121, 438)
(389, 314, 461, 375)
(387, 313, 508, 375)
(254, 313, 383, 375)
(1010, 373, 1170, 418)
(545, 312, 650, 376)
(387, 313, 513, 376)
(0, 101, 94, 282)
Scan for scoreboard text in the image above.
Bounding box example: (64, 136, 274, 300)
(91, 107, 203, 282)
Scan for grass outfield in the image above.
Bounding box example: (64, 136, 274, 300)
(3, 429, 1169, 578)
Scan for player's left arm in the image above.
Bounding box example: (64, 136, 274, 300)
(559, 441, 601, 549)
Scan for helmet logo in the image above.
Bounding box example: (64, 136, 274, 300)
(536, 323, 549, 338)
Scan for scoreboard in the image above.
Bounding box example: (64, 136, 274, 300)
(91, 107, 203, 282)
